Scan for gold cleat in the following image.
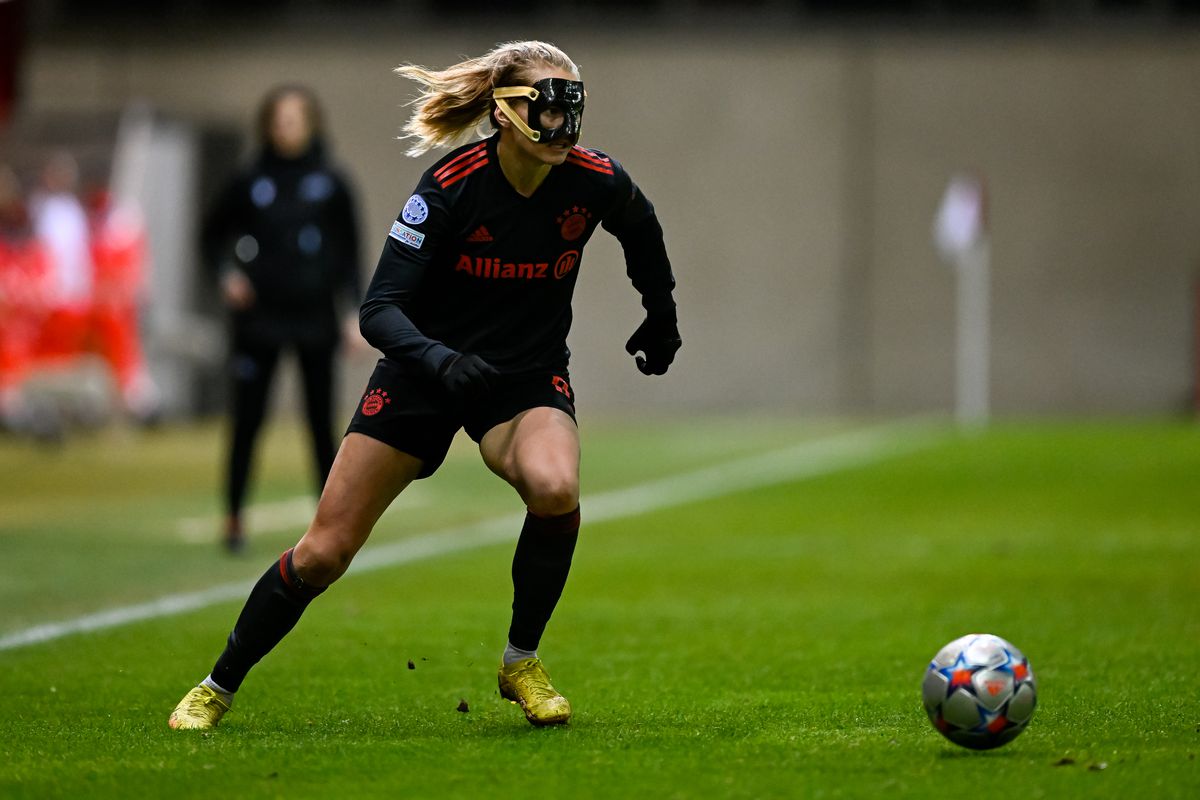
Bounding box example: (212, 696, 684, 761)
(498, 657, 572, 726)
(168, 685, 231, 730)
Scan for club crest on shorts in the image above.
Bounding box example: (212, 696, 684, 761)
(361, 388, 390, 416)
(402, 194, 429, 225)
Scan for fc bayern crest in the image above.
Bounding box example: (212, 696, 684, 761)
(361, 388, 390, 416)
(402, 194, 429, 225)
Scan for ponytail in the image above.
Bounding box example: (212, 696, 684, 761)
(395, 41, 579, 157)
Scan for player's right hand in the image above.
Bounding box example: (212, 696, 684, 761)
(437, 352, 500, 401)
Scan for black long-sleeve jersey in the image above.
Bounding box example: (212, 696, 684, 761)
(202, 142, 362, 346)
(359, 133, 676, 376)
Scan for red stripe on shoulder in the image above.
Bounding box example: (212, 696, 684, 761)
(440, 158, 489, 187)
(434, 142, 488, 181)
(570, 146, 612, 166)
(436, 151, 489, 188)
(566, 155, 614, 175)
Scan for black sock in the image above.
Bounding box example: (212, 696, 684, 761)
(507, 506, 580, 653)
(210, 548, 325, 693)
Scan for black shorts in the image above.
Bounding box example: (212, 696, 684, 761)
(345, 358, 577, 479)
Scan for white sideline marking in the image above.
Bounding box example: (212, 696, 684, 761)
(176, 497, 317, 542)
(0, 423, 936, 652)
(176, 488, 430, 542)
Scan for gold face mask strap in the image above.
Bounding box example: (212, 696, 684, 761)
(493, 86, 542, 142)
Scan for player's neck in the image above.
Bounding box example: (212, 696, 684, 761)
(497, 136, 552, 198)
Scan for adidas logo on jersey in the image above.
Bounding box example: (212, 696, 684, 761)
(467, 225, 494, 243)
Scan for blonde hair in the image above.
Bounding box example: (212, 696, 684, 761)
(395, 41, 579, 157)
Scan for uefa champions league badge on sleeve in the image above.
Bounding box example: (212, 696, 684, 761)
(402, 194, 429, 225)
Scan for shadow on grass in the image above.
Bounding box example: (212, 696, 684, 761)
(936, 747, 1021, 760)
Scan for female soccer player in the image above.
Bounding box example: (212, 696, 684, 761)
(202, 86, 362, 552)
(170, 41, 681, 730)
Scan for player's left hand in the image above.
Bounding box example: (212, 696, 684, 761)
(437, 352, 500, 401)
(625, 314, 681, 376)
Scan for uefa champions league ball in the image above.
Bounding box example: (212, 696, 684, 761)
(921, 633, 1037, 750)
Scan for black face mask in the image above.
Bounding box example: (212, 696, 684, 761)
(493, 78, 586, 144)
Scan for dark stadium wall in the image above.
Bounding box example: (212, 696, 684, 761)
(19, 28, 1200, 416)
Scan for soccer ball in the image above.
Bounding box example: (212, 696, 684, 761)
(921, 633, 1037, 750)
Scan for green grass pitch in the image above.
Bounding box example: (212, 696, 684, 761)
(0, 417, 1197, 798)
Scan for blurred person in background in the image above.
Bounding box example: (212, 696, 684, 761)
(169, 41, 681, 733)
(86, 188, 161, 423)
(0, 164, 52, 436)
(29, 151, 93, 371)
(201, 85, 363, 553)
(4, 156, 159, 436)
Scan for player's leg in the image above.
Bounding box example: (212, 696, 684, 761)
(296, 340, 337, 493)
(479, 404, 580, 726)
(224, 339, 281, 551)
(218, 433, 421, 683)
(480, 405, 581, 649)
(169, 433, 422, 730)
(170, 358, 459, 730)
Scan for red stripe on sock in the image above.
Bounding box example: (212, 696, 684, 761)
(278, 549, 293, 587)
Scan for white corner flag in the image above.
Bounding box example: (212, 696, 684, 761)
(933, 172, 990, 427)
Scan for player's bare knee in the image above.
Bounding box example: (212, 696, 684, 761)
(525, 474, 579, 518)
(292, 536, 355, 586)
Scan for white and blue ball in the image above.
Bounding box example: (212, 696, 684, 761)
(921, 633, 1037, 750)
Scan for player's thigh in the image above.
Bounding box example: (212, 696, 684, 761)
(293, 432, 423, 579)
(479, 406, 580, 512)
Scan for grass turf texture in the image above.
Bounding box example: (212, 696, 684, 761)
(0, 418, 1197, 798)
